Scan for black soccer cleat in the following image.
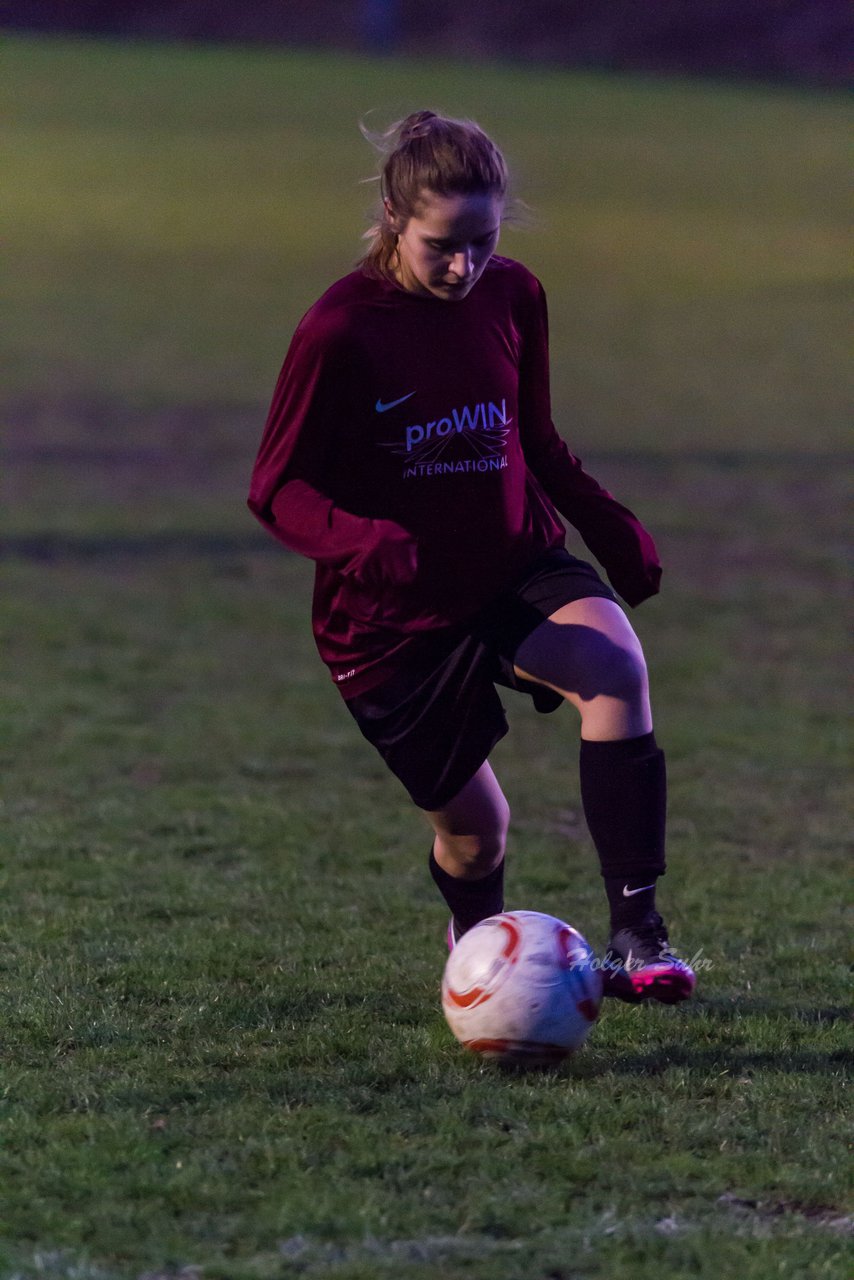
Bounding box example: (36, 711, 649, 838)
(601, 911, 696, 1004)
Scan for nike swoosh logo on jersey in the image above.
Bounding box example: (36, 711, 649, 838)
(622, 883, 656, 897)
(375, 391, 415, 413)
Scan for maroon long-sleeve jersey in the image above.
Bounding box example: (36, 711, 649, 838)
(248, 256, 661, 695)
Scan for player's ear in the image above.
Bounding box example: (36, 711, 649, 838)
(383, 198, 404, 235)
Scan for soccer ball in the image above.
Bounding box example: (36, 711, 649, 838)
(441, 911, 602, 1066)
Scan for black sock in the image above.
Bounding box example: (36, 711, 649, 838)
(579, 732, 667, 932)
(604, 877, 658, 932)
(428, 848, 505, 937)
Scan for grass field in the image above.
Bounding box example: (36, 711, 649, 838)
(1, 33, 852, 1280)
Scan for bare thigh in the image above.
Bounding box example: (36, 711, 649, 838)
(513, 596, 652, 740)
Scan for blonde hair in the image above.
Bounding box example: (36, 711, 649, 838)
(359, 110, 509, 281)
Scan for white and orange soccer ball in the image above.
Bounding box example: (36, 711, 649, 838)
(441, 911, 602, 1066)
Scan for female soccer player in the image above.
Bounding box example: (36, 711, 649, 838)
(249, 111, 695, 1003)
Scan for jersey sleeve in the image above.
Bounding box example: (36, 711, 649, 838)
(247, 316, 416, 585)
(517, 277, 662, 606)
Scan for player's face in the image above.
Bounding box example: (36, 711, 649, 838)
(390, 189, 503, 301)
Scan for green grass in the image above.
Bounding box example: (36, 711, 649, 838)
(3, 33, 851, 452)
(1, 32, 852, 1280)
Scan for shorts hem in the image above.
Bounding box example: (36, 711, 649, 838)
(407, 721, 510, 812)
(343, 549, 614, 811)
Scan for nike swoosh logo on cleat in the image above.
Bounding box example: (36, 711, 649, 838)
(375, 392, 415, 413)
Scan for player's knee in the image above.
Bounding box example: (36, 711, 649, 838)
(439, 829, 507, 876)
(601, 642, 648, 704)
(430, 763, 510, 876)
(564, 628, 648, 707)
(437, 794, 510, 875)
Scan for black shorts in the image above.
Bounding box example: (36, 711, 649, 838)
(344, 549, 617, 810)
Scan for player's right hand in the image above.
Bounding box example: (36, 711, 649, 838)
(353, 520, 419, 591)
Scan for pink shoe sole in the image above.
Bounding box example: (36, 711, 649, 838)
(603, 961, 696, 1004)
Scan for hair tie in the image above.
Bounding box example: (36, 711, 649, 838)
(400, 110, 437, 143)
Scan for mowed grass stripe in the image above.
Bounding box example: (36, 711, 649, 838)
(2, 34, 850, 447)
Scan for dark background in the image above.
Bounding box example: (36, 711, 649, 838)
(3, 0, 851, 87)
